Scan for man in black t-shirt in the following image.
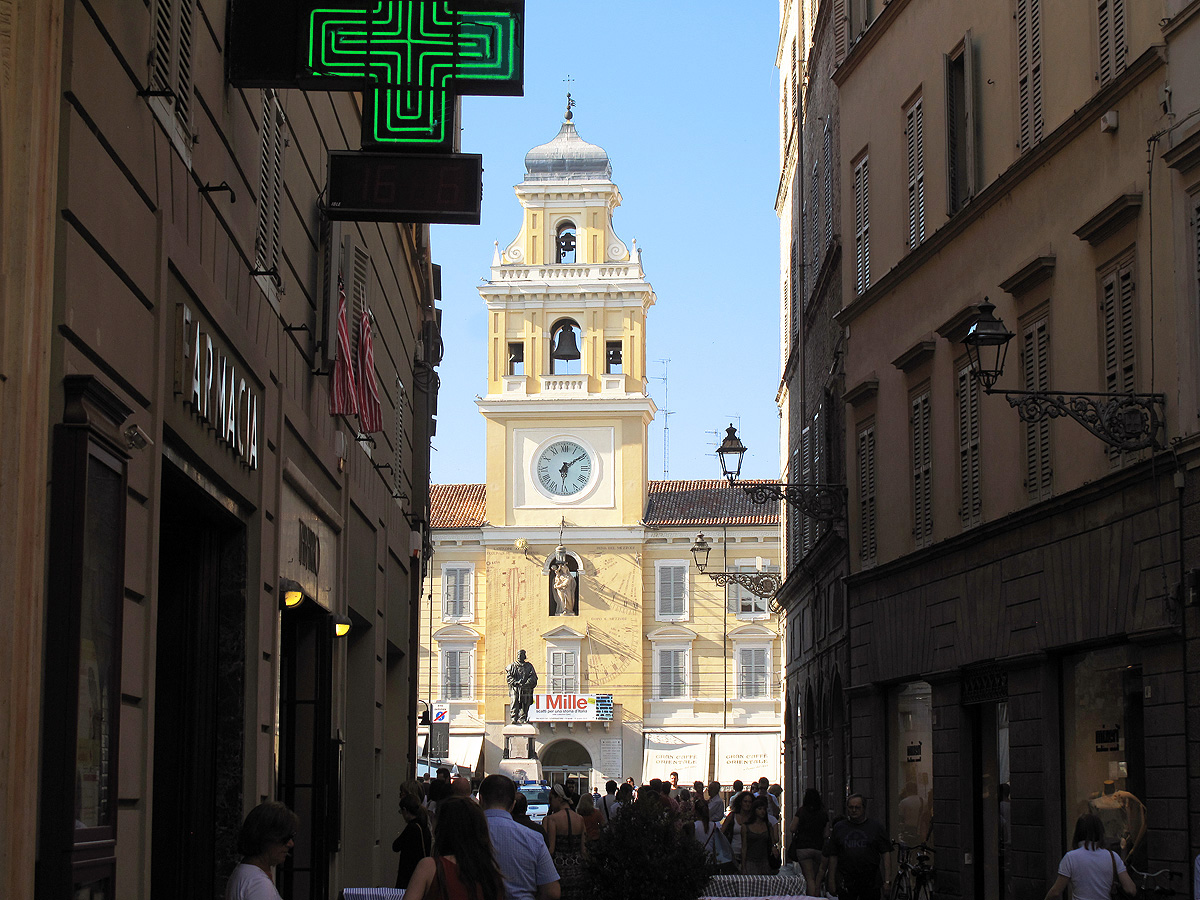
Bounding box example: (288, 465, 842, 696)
(825, 794, 893, 900)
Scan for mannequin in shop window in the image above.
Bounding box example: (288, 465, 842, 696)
(1088, 780, 1146, 861)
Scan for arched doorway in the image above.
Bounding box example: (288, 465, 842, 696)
(540, 739, 593, 798)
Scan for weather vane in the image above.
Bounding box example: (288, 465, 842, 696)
(563, 75, 576, 121)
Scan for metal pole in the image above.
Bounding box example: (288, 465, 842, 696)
(723, 521, 729, 731)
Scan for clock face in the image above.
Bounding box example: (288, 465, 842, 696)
(535, 439, 594, 497)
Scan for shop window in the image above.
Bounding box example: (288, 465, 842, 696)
(508, 342, 525, 376)
(38, 377, 131, 898)
(889, 681, 934, 846)
(605, 341, 623, 374)
(1062, 646, 1146, 862)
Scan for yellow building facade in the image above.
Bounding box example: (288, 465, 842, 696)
(417, 117, 783, 791)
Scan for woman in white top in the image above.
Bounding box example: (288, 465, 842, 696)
(226, 801, 300, 900)
(1044, 814, 1136, 900)
(720, 791, 754, 861)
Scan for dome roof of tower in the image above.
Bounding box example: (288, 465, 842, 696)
(524, 121, 612, 182)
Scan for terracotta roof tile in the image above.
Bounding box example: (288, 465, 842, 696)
(643, 480, 780, 527)
(430, 484, 487, 529)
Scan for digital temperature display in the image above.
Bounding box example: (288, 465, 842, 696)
(326, 151, 483, 224)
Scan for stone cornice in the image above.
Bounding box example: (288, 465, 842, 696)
(833, 45, 1166, 328)
(845, 447, 1177, 588)
(475, 397, 658, 420)
(832, 0, 917, 87)
(999, 255, 1056, 296)
(1073, 193, 1142, 246)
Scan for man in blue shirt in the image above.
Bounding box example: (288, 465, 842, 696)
(480, 774, 561, 900)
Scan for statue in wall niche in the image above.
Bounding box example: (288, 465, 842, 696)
(552, 560, 578, 615)
(506, 650, 538, 724)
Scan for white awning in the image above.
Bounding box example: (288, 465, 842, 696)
(447, 734, 484, 774)
(641, 732, 710, 785)
(715, 732, 780, 786)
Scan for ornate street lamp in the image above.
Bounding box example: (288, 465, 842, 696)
(962, 299, 1165, 452)
(716, 425, 747, 483)
(690, 532, 782, 601)
(717, 425, 846, 522)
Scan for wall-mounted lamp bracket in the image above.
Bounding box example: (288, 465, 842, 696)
(740, 482, 847, 521)
(200, 181, 237, 203)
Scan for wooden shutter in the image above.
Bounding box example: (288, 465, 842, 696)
(1022, 319, 1052, 501)
(658, 565, 685, 618)
(1101, 259, 1136, 464)
(911, 392, 933, 547)
(1098, 0, 1126, 85)
(658, 649, 685, 698)
(801, 425, 813, 552)
(958, 365, 982, 527)
(344, 233, 371, 363)
(1101, 261, 1136, 395)
(151, 0, 195, 134)
(444, 568, 470, 618)
(858, 424, 877, 565)
(1017, 0, 1042, 151)
(906, 100, 925, 248)
(854, 156, 870, 294)
(823, 125, 833, 244)
(811, 165, 821, 272)
(834, 0, 847, 62)
(256, 90, 286, 271)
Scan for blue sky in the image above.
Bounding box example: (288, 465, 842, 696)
(429, 3, 782, 485)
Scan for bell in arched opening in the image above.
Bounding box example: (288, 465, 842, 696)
(550, 321, 581, 362)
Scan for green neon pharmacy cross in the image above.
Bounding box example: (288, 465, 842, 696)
(306, 1, 523, 149)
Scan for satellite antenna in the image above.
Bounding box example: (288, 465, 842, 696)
(651, 359, 673, 477)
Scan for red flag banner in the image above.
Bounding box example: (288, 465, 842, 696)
(357, 308, 383, 434)
(329, 272, 358, 416)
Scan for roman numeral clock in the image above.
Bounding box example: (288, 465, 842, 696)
(534, 439, 594, 498)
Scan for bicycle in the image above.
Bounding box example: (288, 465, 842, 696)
(1127, 866, 1182, 900)
(890, 841, 935, 900)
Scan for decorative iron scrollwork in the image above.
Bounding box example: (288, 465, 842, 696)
(1004, 390, 1165, 452)
(703, 570, 782, 599)
(741, 483, 846, 521)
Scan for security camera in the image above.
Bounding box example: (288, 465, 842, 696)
(124, 424, 154, 451)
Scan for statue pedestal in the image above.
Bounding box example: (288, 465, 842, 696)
(503, 724, 538, 761)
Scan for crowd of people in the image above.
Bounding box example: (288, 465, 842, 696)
(224, 769, 793, 899)
(226, 772, 1200, 900)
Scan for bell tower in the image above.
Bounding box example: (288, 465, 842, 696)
(476, 109, 657, 529)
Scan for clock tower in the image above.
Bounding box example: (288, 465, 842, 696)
(476, 112, 657, 529)
(420, 111, 781, 792)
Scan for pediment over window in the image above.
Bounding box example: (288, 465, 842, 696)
(432, 624, 481, 643)
(542, 624, 586, 641)
(729, 623, 776, 641)
(646, 624, 697, 642)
